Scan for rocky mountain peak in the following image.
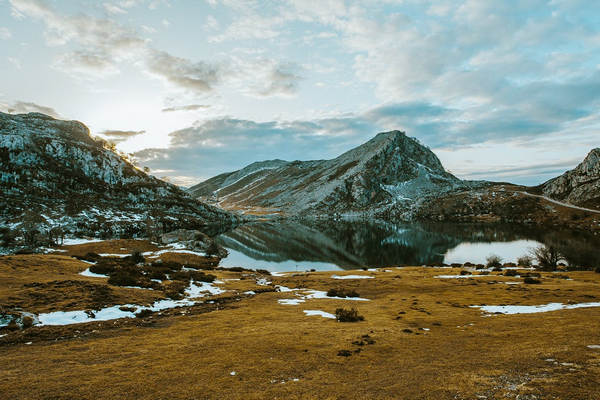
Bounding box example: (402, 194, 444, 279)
(190, 130, 465, 216)
(541, 147, 600, 209)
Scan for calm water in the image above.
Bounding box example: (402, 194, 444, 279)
(214, 219, 600, 271)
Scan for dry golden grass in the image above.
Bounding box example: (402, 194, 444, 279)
(1, 251, 600, 399)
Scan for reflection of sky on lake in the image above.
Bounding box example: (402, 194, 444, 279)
(443, 240, 541, 265)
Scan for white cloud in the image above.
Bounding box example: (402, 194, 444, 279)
(0, 27, 11, 39)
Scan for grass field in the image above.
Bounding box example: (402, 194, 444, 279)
(1, 240, 599, 399)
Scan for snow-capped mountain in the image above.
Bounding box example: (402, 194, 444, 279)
(0, 112, 237, 238)
(189, 131, 470, 216)
(541, 148, 600, 209)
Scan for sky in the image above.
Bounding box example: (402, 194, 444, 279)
(1, 0, 599, 187)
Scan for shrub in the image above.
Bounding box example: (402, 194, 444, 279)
(89, 261, 117, 275)
(523, 277, 541, 284)
(135, 309, 153, 318)
(486, 255, 503, 269)
(205, 241, 220, 258)
(335, 308, 364, 322)
(460, 270, 472, 276)
(595, 267, 600, 274)
(531, 245, 564, 271)
(80, 252, 101, 262)
(129, 250, 145, 265)
(337, 350, 353, 357)
(256, 269, 271, 275)
(108, 270, 140, 287)
(327, 288, 359, 298)
(504, 270, 518, 277)
(21, 316, 34, 329)
(517, 255, 533, 267)
(190, 271, 216, 283)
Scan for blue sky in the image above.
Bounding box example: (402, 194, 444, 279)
(1, 0, 599, 186)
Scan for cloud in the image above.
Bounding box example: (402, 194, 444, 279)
(161, 104, 210, 112)
(0, 27, 11, 39)
(145, 50, 222, 93)
(1, 101, 61, 118)
(9, 0, 301, 97)
(99, 129, 145, 143)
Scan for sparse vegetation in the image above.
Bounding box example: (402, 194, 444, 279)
(517, 255, 533, 267)
(486, 254, 503, 269)
(135, 309, 153, 318)
(523, 277, 541, 284)
(531, 245, 565, 271)
(335, 308, 364, 322)
(327, 288, 360, 298)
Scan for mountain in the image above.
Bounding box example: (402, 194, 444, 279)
(540, 148, 600, 210)
(189, 131, 470, 216)
(0, 112, 237, 240)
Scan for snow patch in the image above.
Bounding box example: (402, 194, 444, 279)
(303, 310, 336, 319)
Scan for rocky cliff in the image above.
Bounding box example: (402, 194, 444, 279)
(189, 131, 470, 216)
(541, 148, 600, 210)
(0, 112, 237, 242)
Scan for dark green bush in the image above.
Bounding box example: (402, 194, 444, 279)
(335, 308, 364, 322)
(327, 288, 359, 298)
(523, 277, 541, 284)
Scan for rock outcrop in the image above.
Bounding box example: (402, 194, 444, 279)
(0, 112, 238, 242)
(541, 148, 600, 209)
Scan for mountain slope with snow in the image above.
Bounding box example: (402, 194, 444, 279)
(189, 131, 471, 216)
(0, 112, 237, 238)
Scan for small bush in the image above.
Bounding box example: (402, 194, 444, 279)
(517, 255, 533, 267)
(504, 270, 518, 277)
(108, 270, 140, 287)
(486, 255, 503, 269)
(190, 271, 216, 283)
(21, 316, 34, 329)
(327, 288, 359, 298)
(135, 309, 153, 318)
(89, 261, 116, 275)
(335, 308, 364, 322)
(129, 251, 145, 265)
(460, 270, 472, 276)
(205, 241, 220, 258)
(337, 350, 353, 357)
(595, 267, 600, 274)
(523, 277, 541, 284)
(531, 245, 564, 271)
(256, 269, 271, 275)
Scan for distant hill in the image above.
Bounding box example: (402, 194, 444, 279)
(0, 112, 237, 240)
(189, 131, 475, 216)
(541, 148, 600, 210)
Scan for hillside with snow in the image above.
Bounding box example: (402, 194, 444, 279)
(0, 112, 237, 240)
(189, 131, 476, 217)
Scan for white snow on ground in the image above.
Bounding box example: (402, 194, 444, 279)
(16, 280, 226, 327)
(303, 289, 369, 301)
(278, 299, 305, 305)
(303, 310, 336, 319)
(98, 253, 129, 258)
(62, 238, 104, 245)
(271, 271, 289, 277)
(145, 249, 206, 258)
(277, 288, 369, 305)
(588, 345, 600, 349)
(276, 285, 296, 292)
(79, 268, 108, 278)
(331, 275, 374, 280)
(472, 302, 600, 315)
(256, 278, 271, 286)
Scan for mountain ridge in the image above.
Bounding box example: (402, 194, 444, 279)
(0, 111, 238, 242)
(189, 130, 472, 216)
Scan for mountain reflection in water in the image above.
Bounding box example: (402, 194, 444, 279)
(214, 219, 600, 271)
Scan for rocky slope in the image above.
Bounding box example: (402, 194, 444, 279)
(189, 131, 475, 216)
(541, 148, 600, 210)
(0, 112, 237, 244)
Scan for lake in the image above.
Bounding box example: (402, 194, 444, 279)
(214, 219, 600, 271)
